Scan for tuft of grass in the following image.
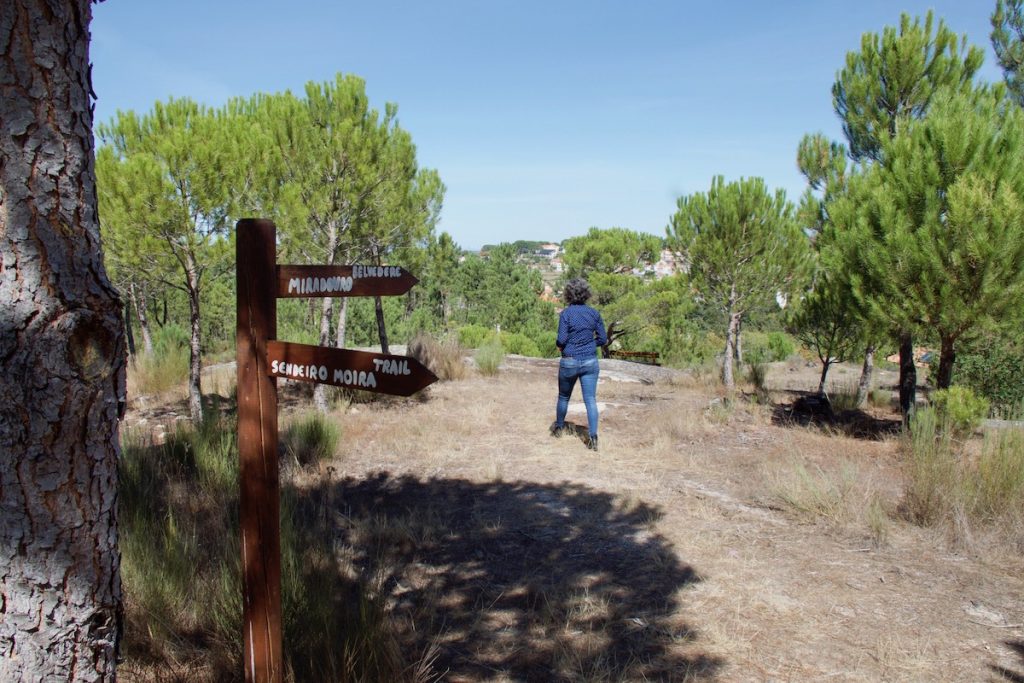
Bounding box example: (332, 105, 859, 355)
(745, 362, 770, 403)
(408, 332, 468, 381)
(901, 407, 1024, 541)
(119, 411, 420, 681)
(772, 460, 858, 523)
(127, 346, 190, 398)
(474, 338, 505, 376)
(282, 411, 340, 468)
(825, 378, 861, 412)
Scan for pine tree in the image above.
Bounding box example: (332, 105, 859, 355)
(830, 10, 983, 418)
(992, 0, 1024, 106)
(668, 176, 810, 389)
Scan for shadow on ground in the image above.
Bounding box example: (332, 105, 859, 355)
(287, 472, 721, 681)
(992, 640, 1024, 682)
(770, 390, 902, 440)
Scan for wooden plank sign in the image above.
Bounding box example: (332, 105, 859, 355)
(266, 340, 437, 397)
(277, 264, 418, 298)
(236, 219, 436, 683)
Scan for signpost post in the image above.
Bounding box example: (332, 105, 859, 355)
(235, 219, 437, 683)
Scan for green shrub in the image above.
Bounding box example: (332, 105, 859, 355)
(930, 386, 989, 437)
(282, 412, 340, 468)
(475, 338, 505, 375)
(767, 331, 796, 361)
(457, 324, 492, 349)
(499, 331, 541, 357)
(903, 407, 959, 525)
(533, 330, 560, 358)
(953, 335, 1024, 414)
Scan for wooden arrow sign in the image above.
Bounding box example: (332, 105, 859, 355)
(276, 264, 418, 298)
(265, 340, 438, 397)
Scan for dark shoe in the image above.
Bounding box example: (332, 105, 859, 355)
(550, 422, 566, 437)
(587, 435, 599, 451)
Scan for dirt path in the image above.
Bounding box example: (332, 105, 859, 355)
(314, 360, 1024, 681)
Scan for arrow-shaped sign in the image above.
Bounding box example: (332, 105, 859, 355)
(265, 340, 438, 397)
(276, 264, 418, 298)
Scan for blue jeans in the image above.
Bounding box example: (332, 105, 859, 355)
(555, 357, 600, 438)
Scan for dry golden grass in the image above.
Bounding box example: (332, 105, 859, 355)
(118, 357, 1024, 682)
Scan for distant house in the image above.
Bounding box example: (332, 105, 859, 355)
(535, 243, 562, 259)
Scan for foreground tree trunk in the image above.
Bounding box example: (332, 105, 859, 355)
(722, 310, 742, 389)
(184, 255, 203, 423)
(898, 332, 917, 423)
(855, 344, 875, 408)
(129, 281, 154, 355)
(817, 359, 834, 395)
(0, 1, 126, 679)
(936, 336, 956, 390)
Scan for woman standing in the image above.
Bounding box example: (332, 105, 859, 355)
(551, 278, 607, 451)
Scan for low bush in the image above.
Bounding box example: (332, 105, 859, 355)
(498, 331, 541, 357)
(457, 324, 492, 350)
(952, 334, 1024, 414)
(282, 412, 341, 468)
(930, 386, 989, 437)
(475, 338, 505, 376)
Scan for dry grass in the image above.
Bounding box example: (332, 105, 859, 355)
(408, 332, 469, 381)
(119, 357, 1024, 682)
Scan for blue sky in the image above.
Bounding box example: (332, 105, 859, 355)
(91, 1, 1004, 250)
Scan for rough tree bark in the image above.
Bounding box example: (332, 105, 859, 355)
(184, 253, 203, 423)
(1, 1, 126, 679)
(898, 332, 917, 423)
(722, 310, 742, 389)
(313, 220, 339, 414)
(936, 336, 956, 390)
(855, 344, 875, 408)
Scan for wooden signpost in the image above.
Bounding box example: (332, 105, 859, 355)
(235, 218, 437, 683)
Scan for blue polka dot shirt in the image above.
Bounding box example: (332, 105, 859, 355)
(556, 305, 608, 359)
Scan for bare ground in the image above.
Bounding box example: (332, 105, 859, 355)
(127, 357, 1024, 681)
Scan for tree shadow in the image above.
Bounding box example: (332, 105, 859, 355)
(770, 390, 902, 440)
(285, 472, 721, 681)
(991, 640, 1024, 682)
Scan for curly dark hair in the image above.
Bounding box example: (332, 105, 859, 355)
(563, 278, 592, 305)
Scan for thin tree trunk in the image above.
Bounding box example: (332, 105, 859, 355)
(125, 299, 136, 357)
(723, 311, 741, 389)
(817, 360, 832, 395)
(130, 281, 154, 355)
(185, 255, 203, 423)
(0, 1, 125, 678)
(735, 318, 743, 365)
(375, 295, 390, 354)
(335, 296, 349, 349)
(898, 332, 916, 424)
(936, 336, 956, 390)
(313, 222, 339, 413)
(855, 344, 875, 408)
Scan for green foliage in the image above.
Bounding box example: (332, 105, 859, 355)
(474, 338, 505, 376)
(128, 325, 189, 396)
(451, 245, 557, 335)
(497, 332, 541, 357)
(282, 412, 341, 468)
(668, 175, 811, 386)
(930, 386, 990, 436)
(457, 324, 493, 349)
(833, 10, 983, 164)
(953, 333, 1024, 413)
(827, 86, 1024, 388)
(744, 331, 796, 364)
(992, 0, 1024, 106)
(562, 227, 662, 278)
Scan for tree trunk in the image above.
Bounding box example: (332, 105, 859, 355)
(335, 297, 349, 349)
(722, 311, 741, 389)
(936, 336, 956, 390)
(855, 344, 875, 408)
(735, 318, 743, 364)
(313, 222, 339, 413)
(817, 360, 832, 395)
(185, 256, 203, 423)
(124, 299, 136, 357)
(898, 332, 917, 424)
(375, 295, 390, 354)
(132, 282, 154, 355)
(312, 295, 335, 413)
(0, 1, 125, 679)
